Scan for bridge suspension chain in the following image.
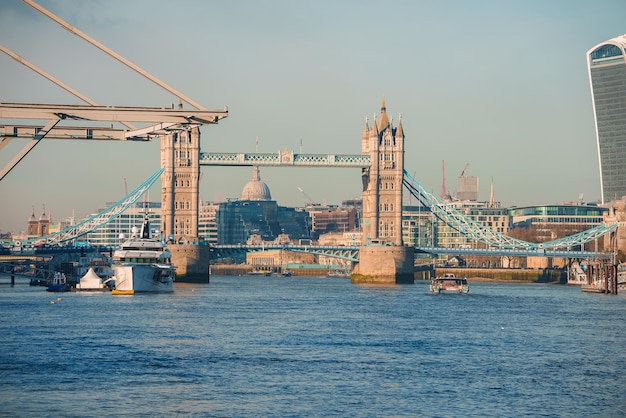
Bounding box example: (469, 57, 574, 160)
(402, 170, 617, 250)
(2, 167, 165, 248)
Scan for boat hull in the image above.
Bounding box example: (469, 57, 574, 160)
(46, 284, 70, 292)
(430, 285, 470, 294)
(112, 264, 174, 293)
(430, 276, 469, 294)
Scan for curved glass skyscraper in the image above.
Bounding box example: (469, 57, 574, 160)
(587, 34, 626, 204)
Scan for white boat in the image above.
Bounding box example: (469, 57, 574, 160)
(111, 214, 175, 295)
(430, 273, 469, 294)
(567, 262, 587, 286)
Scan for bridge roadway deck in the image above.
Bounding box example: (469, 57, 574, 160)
(210, 244, 611, 261)
(2, 244, 609, 261)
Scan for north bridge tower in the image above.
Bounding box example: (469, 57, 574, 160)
(352, 100, 414, 284)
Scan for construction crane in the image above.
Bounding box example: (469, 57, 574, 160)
(297, 186, 315, 204)
(440, 160, 451, 201)
(459, 162, 469, 178)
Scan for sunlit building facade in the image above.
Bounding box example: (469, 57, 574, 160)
(509, 204, 607, 242)
(587, 34, 626, 203)
(84, 202, 162, 247)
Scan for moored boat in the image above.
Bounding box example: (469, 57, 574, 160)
(247, 269, 272, 276)
(111, 214, 175, 295)
(46, 272, 71, 292)
(430, 273, 469, 294)
(567, 262, 587, 286)
(581, 281, 605, 293)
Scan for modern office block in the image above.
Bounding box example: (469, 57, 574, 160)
(587, 34, 626, 203)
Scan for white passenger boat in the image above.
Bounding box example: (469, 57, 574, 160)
(111, 214, 175, 295)
(430, 273, 469, 294)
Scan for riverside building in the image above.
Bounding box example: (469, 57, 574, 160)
(84, 202, 162, 247)
(587, 34, 626, 203)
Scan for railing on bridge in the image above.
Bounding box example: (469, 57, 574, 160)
(209, 243, 614, 262)
(210, 244, 360, 262)
(0, 259, 59, 282)
(415, 246, 612, 259)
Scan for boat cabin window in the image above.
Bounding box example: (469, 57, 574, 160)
(119, 257, 161, 264)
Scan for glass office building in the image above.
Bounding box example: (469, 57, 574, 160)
(587, 34, 626, 203)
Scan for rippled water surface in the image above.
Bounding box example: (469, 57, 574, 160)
(1, 276, 625, 417)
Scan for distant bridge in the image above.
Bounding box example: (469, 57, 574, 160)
(211, 244, 361, 262)
(209, 244, 614, 262)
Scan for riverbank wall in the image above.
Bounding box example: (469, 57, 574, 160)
(433, 268, 567, 283)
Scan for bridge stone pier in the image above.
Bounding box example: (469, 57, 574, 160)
(351, 101, 414, 284)
(168, 243, 212, 282)
(352, 245, 415, 284)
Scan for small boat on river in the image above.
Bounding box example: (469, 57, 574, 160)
(46, 272, 71, 292)
(247, 269, 272, 276)
(430, 273, 469, 294)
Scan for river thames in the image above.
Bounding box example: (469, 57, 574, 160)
(1, 276, 625, 417)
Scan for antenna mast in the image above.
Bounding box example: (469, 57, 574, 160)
(440, 160, 448, 200)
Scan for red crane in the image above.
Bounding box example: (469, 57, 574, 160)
(440, 160, 449, 200)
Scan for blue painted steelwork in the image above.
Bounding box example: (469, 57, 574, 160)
(415, 246, 611, 259)
(209, 244, 613, 261)
(403, 170, 617, 251)
(210, 244, 360, 262)
(199, 151, 371, 168)
(1, 167, 165, 248)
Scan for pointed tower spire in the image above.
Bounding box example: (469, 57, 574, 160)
(489, 178, 495, 208)
(377, 97, 389, 132)
(395, 114, 404, 138)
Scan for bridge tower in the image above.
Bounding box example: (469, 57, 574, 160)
(352, 100, 414, 284)
(161, 128, 201, 241)
(161, 127, 210, 282)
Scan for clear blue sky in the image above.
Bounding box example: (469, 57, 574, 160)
(1, 0, 625, 233)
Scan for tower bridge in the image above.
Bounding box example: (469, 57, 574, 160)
(1, 0, 619, 284)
